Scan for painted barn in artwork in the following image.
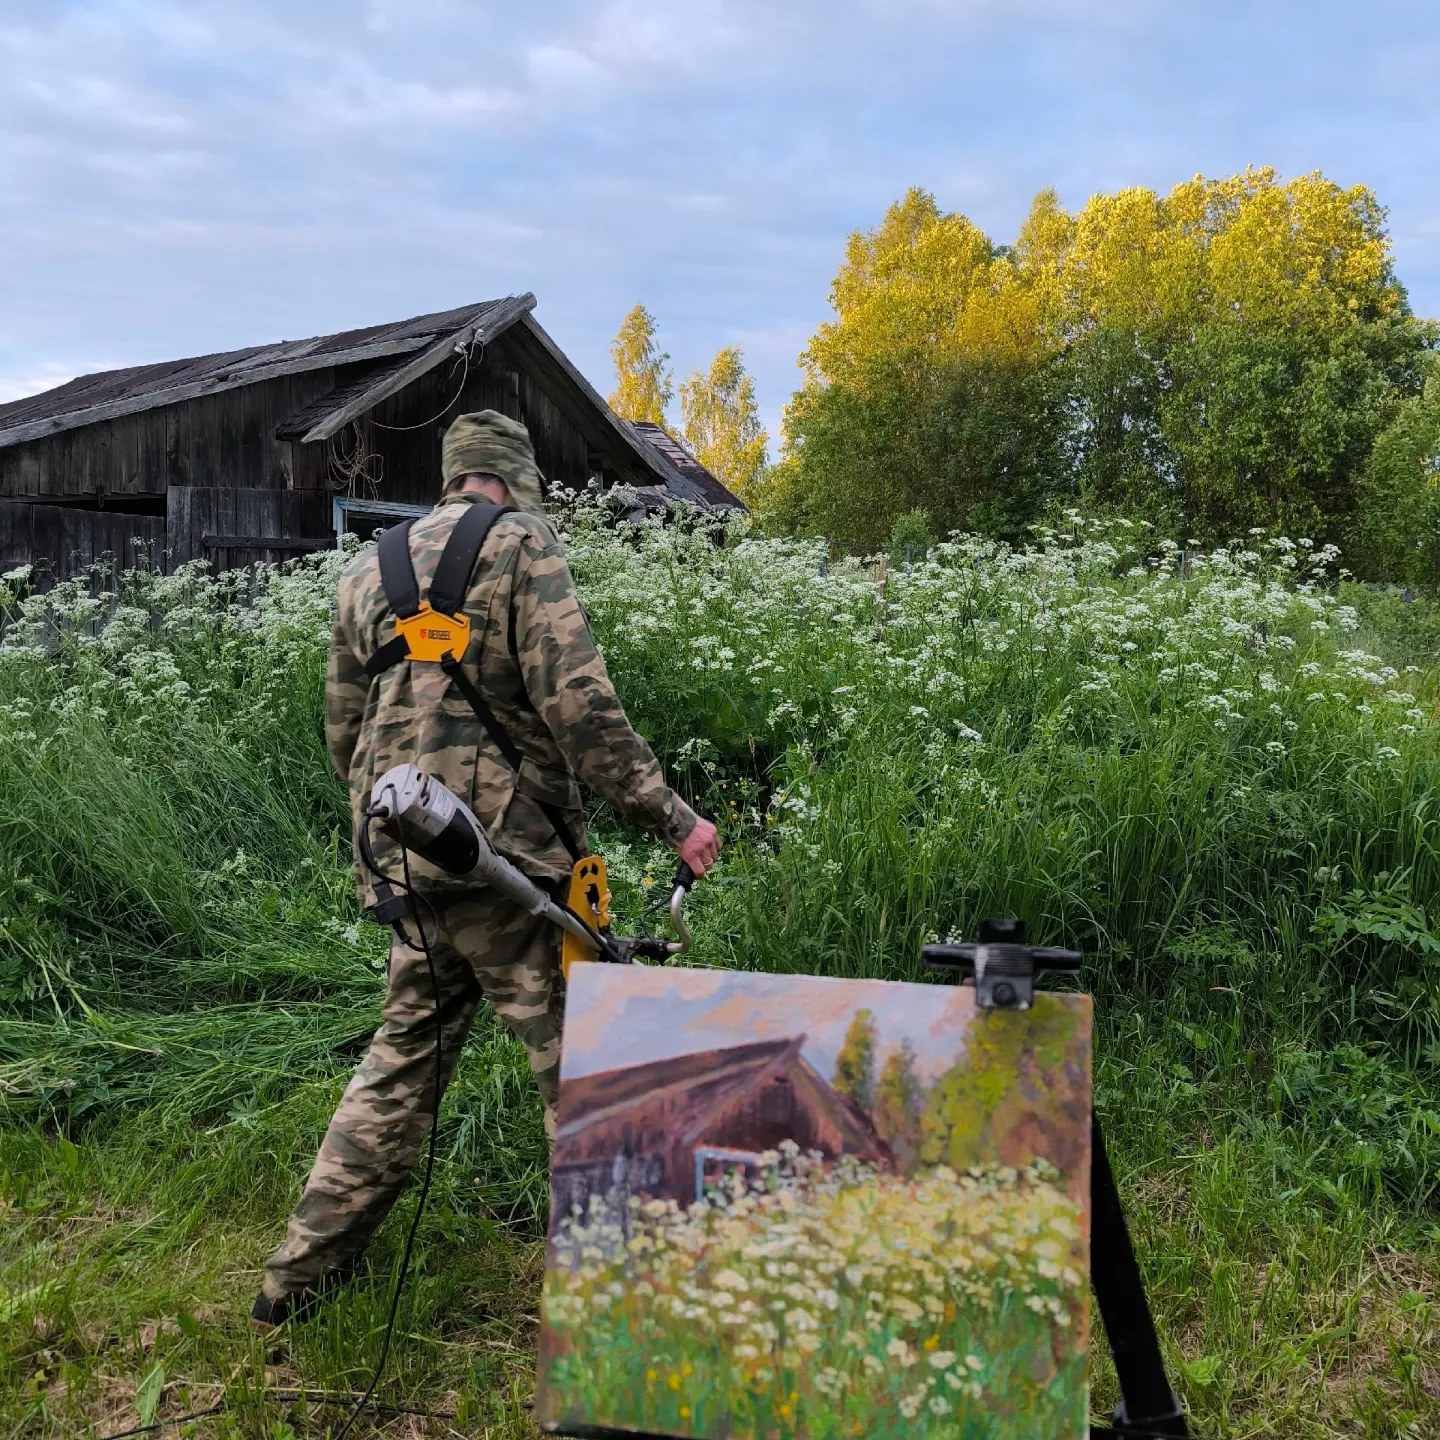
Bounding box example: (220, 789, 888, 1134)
(550, 1036, 889, 1222)
(0, 294, 743, 582)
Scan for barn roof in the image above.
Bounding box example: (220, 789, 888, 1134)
(0, 300, 743, 507)
(626, 422, 748, 510)
(0, 298, 534, 451)
(557, 1036, 883, 1156)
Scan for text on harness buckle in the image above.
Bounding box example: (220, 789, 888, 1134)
(392, 602, 471, 663)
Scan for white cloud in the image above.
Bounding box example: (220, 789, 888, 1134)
(307, 70, 518, 128)
(582, 0, 753, 74)
(0, 0, 1433, 434)
(0, 364, 80, 404)
(525, 43, 609, 94)
(15, 74, 191, 134)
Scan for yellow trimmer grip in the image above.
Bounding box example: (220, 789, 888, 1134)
(561, 855, 611, 980)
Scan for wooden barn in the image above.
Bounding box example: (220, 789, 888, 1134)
(550, 1036, 888, 1223)
(0, 295, 742, 581)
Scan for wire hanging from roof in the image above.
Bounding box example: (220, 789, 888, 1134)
(369, 339, 482, 433)
(326, 420, 384, 498)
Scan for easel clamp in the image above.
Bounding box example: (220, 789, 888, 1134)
(922, 916, 1082, 1010)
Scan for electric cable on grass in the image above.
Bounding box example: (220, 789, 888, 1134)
(330, 803, 446, 1440)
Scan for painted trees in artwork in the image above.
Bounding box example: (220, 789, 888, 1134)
(872, 1039, 924, 1171)
(832, 1008, 877, 1112)
(919, 1003, 1090, 1191)
(830, 1002, 1089, 1186)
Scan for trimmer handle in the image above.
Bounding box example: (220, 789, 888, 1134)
(669, 861, 697, 955)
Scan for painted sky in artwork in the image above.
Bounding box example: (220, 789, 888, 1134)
(561, 964, 980, 1086)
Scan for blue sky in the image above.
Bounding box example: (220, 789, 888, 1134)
(1, 1, 1437, 445)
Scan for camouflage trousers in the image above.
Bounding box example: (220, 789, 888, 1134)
(262, 888, 562, 1300)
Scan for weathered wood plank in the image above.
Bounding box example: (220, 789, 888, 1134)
(297, 330, 472, 444)
(361, 344, 503, 507)
(169, 486, 331, 572)
(349, 330, 601, 507)
(201, 534, 332, 551)
(287, 294, 537, 443)
(0, 369, 356, 500)
(504, 315, 661, 489)
(0, 499, 164, 582)
(275, 353, 439, 443)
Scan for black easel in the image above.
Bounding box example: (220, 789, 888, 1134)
(1087, 1114, 1189, 1437)
(923, 921, 1192, 1440)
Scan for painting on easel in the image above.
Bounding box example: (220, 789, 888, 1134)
(536, 965, 1093, 1440)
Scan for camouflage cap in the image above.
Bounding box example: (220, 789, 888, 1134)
(441, 410, 545, 512)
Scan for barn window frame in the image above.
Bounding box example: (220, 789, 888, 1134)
(693, 1146, 765, 1202)
(331, 496, 430, 544)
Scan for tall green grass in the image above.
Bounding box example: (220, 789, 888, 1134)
(1, 506, 1438, 1436)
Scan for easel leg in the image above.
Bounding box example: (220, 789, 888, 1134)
(1089, 1113, 1191, 1438)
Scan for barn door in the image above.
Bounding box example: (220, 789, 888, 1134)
(167, 487, 333, 572)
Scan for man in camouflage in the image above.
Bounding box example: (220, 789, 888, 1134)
(254, 410, 720, 1325)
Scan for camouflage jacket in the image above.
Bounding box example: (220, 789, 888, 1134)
(327, 494, 697, 903)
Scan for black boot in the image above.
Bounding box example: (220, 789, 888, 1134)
(250, 1288, 318, 1334)
(250, 1261, 358, 1333)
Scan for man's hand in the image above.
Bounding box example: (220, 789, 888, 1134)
(676, 816, 721, 877)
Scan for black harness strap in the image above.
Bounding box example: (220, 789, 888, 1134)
(367, 506, 513, 677)
(440, 651, 584, 863)
(364, 504, 585, 864)
(366, 520, 423, 676)
(430, 502, 513, 617)
(439, 654, 522, 770)
(364, 636, 409, 678)
(377, 520, 421, 618)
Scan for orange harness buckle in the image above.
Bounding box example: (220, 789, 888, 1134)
(394, 602, 471, 663)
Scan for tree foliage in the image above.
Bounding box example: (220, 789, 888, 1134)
(770, 350, 1069, 550)
(772, 169, 1437, 576)
(608, 303, 673, 427)
(679, 345, 768, 500)
(1350, 357, 1440, 583)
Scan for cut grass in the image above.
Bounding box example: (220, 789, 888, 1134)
(1, 1052, 548, 1440)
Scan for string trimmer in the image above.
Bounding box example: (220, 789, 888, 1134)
(361, 761, 696, 969)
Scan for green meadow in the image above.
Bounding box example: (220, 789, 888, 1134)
(2, 501, 1438, 1436)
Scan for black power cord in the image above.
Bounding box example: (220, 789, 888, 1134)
(101, 1403, 226, 1438)
(102, 1391, 456, 1439)
(329, 801, 447, 1439)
